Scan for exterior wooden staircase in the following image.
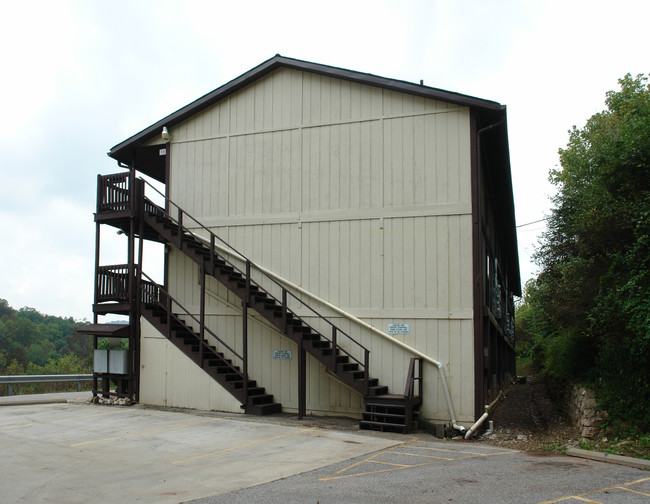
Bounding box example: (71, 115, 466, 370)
(139, 277, 281, 414)
(94, 171, 421, 430)
(360, 357, 422, 433)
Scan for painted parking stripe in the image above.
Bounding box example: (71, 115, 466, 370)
(319, 439, 518, 481)
(389, 450, 455, 460)
(535, 476, 650, 504)
(619, 486, 650, 497)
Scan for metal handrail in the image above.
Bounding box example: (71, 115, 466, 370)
(137, 177, 371, 387)
(0, 374, 93, 396)
(138, 271, 244, 373)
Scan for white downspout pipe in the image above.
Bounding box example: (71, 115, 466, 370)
(464, 391, 504, 439)
(190, 234, 467, 432)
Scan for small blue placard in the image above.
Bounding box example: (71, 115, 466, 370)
(387, 323, 410, 335)
(273, 349, 292, 360)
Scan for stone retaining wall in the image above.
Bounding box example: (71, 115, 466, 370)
(569, 386, 608, 438)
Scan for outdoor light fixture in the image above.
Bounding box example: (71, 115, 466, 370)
(161, 126, 170, 141)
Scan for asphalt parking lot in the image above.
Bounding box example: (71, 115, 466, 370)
(1, 395, 648, 504)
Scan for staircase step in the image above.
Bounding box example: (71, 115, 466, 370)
(249, 394, 274, 405)
(244, 386, 266, 396)
(311, 340, 331, 349)
(364, 401, 407, 409)
(233, 380, 258, 389)
(367, 385, 389, 396)
(224, 373, 244, 381)
(359, 420, 407, 433)
(363, 411, 406, 421)
(246, 402, 282, 415)
(214, 365, 240, 374)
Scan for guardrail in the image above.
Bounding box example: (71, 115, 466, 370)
(0, 374, 93, 396)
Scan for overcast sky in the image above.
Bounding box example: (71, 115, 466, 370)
(0, 0, 647, 320)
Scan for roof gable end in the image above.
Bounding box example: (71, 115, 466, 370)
(108, 55, 502, 164)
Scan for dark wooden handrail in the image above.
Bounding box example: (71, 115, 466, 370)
(138, 271, 244, 374)
(97, 172, 130, 213)
(137, 176, 372, 390)
(96, 264, 130, 302)
(404, 357, 423, 404)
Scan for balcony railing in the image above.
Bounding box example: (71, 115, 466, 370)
(97, 172, 132, 213)
(97, 264, 130, 303)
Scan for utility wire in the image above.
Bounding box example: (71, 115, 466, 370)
(517, 218, 547, 228)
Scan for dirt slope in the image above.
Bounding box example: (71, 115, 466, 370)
(477, 377, 580, 452)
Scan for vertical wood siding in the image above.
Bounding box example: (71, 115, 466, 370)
(139, 318, 242, 412)
(162, 68, 475, 422)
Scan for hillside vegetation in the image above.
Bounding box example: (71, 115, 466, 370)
(516, 74, 650, 434)
(0, 299, 92, 388)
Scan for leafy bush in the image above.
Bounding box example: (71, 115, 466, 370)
(525, 74, 650, 432)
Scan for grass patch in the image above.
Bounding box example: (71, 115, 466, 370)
(576, 431, 650, 460)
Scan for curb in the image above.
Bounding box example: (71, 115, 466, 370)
(567, 448, 650, 471)
(0, 398, 69, 406)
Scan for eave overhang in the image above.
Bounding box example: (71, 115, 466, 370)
(107, 54, 503, 168)
(478, 106, 521, 296)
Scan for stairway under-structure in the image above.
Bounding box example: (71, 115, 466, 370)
(87, 170, 422, 432)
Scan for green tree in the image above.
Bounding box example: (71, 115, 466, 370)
(0, 300, 92, 374)
(533, 73, 650, 431)
(0, 299, 12, 319)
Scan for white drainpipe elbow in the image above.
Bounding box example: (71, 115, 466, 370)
(464, 391, 504, 439)
(464, 412, 489, 439)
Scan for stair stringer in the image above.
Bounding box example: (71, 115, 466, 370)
(139, 204, 418, 424)
(165, 248, 368, 418)
(138, 317, 242, 413)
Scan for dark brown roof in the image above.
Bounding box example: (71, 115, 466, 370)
(108, 54, 503, 165)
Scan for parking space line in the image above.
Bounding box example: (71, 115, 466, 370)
(70, 417, 224, 447)
(0, 409, 130, 430)
(319, 440, 516, 481)
(390, 450, 454, 460)
(329, 452, 382, 475)
(172, 426, 316, 464)
(369, 460, 409, 467)
(619, 486, 650, 497)
(535, 476, 650, 504)
(407, 445, 511, 456)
